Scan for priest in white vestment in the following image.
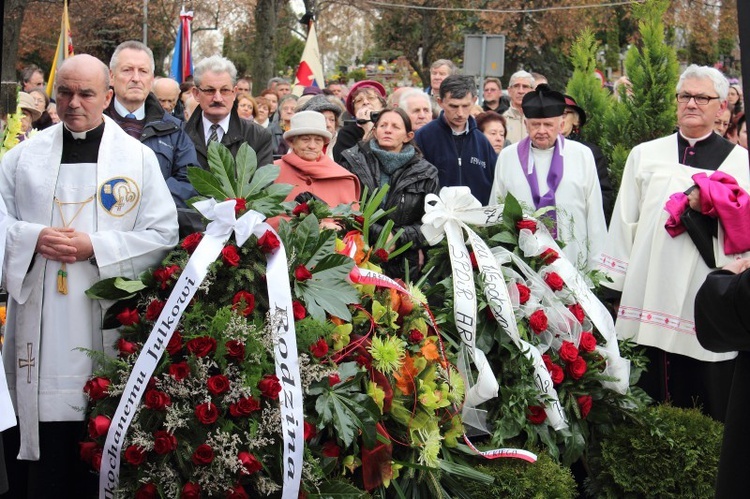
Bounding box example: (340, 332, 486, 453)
(0, 54, 178, 498)
(599, 65, 750, 421)
(490, 84, 607, 272)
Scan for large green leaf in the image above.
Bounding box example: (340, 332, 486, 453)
(234, 143, 257, 191)
(86, 277, 147, 300)
(243, 164, 280, 198)
(502, 192, 523, 227)
(248, 183, 293, 218)
(296, 254, 358, 321)
(305, 230, 336, 269)
(206, 142, 237, 197)
(187, 167, 228, 200)
(309, 480, 368, 499)
(313, 383, 380, 448)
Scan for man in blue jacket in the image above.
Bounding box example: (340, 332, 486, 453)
(415, 75, 497, 205)
(105, 41, 198, 209)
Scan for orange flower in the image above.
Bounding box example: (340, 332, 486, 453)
(0, 305, 6, 326)
(342, 231, 366, 264)
(388, 288, 401, 315)
(394, 354, 418, 395)
(420, 338, 440, 362)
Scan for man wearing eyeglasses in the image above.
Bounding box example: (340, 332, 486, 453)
(599, 65, 750, 422)
(503, 70, 535, 144)
(184, 55, 273, 170)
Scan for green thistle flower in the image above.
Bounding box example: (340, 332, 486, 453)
(369, 335, 406, 375)
(415, 422, 443, 468)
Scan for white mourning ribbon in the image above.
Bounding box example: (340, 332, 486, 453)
(0, 202, 14, 432)
(99, 199, 304, 499)
(520, 226, 630, 394)
(422, 187, 568, 431)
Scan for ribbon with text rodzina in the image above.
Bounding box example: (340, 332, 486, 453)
(421, 187, 568, 435)
(99, 199, 304, 499)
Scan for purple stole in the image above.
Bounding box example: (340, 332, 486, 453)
(517, 135, 565, 237)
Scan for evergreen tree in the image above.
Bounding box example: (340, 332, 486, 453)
(601, 0, 679, 191)
(566, 29, 612, 147)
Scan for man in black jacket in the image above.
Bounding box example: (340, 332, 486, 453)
(184, 55, 273, 169)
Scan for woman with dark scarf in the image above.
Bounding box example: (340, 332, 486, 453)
(340, 108, 439, 278)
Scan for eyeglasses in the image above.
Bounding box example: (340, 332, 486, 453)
(676, 93, 720, 106)
(197, 87, 235, 97)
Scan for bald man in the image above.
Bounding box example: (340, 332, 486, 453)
(153, 76, 182, 114)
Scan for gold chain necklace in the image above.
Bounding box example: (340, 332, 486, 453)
(54, 195, 94, 294)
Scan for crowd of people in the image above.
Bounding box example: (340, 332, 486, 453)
(0, 46, 749, 497)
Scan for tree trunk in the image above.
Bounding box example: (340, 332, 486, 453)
(2, 0, 29, 117)
(252, 0, 282, 92)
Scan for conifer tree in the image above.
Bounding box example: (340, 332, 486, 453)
(566, 29, 612, 147)
(601, 0, 679, 191)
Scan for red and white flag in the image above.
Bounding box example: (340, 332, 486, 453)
(293, 21, 325, 95)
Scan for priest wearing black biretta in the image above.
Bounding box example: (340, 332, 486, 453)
(490, 84, 607, 272)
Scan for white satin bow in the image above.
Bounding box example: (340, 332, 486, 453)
(193, 198, 269, 246)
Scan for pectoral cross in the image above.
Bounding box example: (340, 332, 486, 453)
(18, 342, 35, 384)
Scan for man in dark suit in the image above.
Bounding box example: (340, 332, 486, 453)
(184, 55, 273, 169)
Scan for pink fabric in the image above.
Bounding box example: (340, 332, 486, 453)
(663, 171, 750, 254)
(693, 171, 750, 254)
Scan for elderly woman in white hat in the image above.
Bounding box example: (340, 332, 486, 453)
(274, 110, 360, 209)
(17, 92, 42, 138)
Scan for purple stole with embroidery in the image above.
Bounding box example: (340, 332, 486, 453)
(516, 135, 565, 237)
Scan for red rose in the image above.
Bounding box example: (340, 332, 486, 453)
(167, 331, 183, 356)
(527, 405, 547, 425)
(469, 252, 478, 269)
(154, 265, 181, 290)
(181, 232, 203, 254)
(542, 354, 553, 370)
(192, 443, 215, 465)
(568, 356, 588, 380)
(229, 396, 261, 417)
(186, 336, 217, 357)
(577, 395, 593, 418)
(222, 245, 241, 267)
(568, 303, 585, 324)
(544, 272, 565, 292)
(304, 421, 316, 441)
(579, 331, 597, 352)
(226, 484, 250, 499)
(257, 230, 280, 254)
(232, 291, 255, 316)
(79, 441, 100, 464)
(328, 373, 341, 386)
(539, 248, 559, 264)
(117, 338, 138, 356)
(294, 264, 313, 282)
(322, 440, 341, 458)
(293, 202, 310, 216)
(292, 301, 307, 320)
(153, 430, 178, 454)
(549, 363, 565, 385)
(528, 310, 548, 334)
(88, 415, 111, 439)
(207, 374, 230, 395)
(258, 374, 282, 399)
(354, 215, 365, 225)
(232, 198, 247, 216)
(309, 338, 329, 358)
(91, 447, 103, 470)
(145, 299, 166, 321)
(169, 361, 190, 381)
(559, 341, 580, 363)
(181, 483, 201, 499)
(116, 308, 139, 326)
(408, 329, 424, 343)
(238, 451, 263, 475)
(225, 340, 246, 361)
(374, 248, 389, 262)
(516, 219, 538, 233)
(124, 445, 147, 466)
(144, 389, 172, 411)
(135, 483, 158, 499)
(516, 283, 531, 304)
(84, 377, 110, 401)
(195, 402, 220, 424)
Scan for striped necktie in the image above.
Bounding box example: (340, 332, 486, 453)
(207, 124, 219, 145)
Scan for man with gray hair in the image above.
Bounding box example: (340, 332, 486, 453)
(503, 70, 535, 144)
(599, 64, 750, 422)
(427, 59, 457, 115)
(415, 75, 497, 204)
(185, 55, 273, 169)
(398, 89, 433, 131)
